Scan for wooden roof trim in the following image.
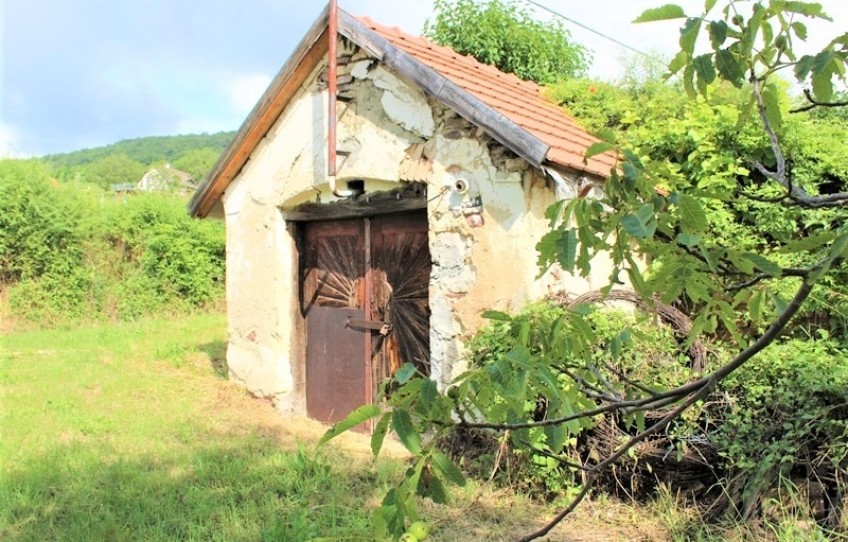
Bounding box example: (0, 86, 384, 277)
(188, 6, 330, 217)
(338, 12, 549, 168)
(189, 7, 551, 218)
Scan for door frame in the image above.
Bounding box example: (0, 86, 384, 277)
(289, 188, 430, 424)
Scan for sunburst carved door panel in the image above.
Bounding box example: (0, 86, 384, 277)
(371, 212, 431, 386)
(303, 219, 367, 424)
(302, 212, 431, 426)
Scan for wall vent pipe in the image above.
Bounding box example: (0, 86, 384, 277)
(327, 0, 352, 198)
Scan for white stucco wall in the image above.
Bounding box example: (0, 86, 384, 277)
(220, 41, 612, 410)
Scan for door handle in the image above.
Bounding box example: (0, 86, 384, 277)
(345, 317, 392, 335)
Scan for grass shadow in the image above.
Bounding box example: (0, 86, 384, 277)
(199, 340, 228, 379)
(0, 433, 391, 542)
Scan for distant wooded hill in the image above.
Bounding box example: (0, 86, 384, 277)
(42, 131, 234, 189)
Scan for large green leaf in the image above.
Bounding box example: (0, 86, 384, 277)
(634, 4, 686, 23)
(482, 310, 512, 321)
(679, 17, 703, 55)
(677, 194, 708, 234)
(693, 53, 717, 93)
(715, 47, 746, 86)
(395, 363, 418, 384)
(371, 412, 391, 457)
(811, 50, 837, 101)
(781, 2, 831, 20)
(792, 21, 808, 40)
(536, 229, 559, 271)
(419, 471, 448, 504)
(743, 253, 782, 277)
(318, 404, 382, 446)
(777, 231, 835, 253)
(584, 141, 615, 161)
(544, 421, 568, 451)
(794, 54, 815, 80)
(392, 408, 423, 454)
(557, 229, 578, 271)
(376, 489, 407, 538)
(677, 233, 702, 247)
(668, 51, 690, 76)
(762, 82, 783, 130)
(544, 200, 566, 227)
(419, 377, 439, 413)
(728, 249, 755, 274)
(709, 20, 728, 48)
(812, 70, 834, 102)
(431, 451, 466, 486)
(620, 204, 657, 239)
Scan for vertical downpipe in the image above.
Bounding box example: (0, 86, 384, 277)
(327, 0, 351, 197)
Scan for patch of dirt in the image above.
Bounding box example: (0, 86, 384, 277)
(423, 489, 670, 542)
(199, 378, 409, 460)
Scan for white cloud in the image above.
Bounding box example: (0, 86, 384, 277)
(227, 73, 273, 115)
(0, 122, 27, 158)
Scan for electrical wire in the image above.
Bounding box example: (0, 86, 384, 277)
(521, 0, 651, 57)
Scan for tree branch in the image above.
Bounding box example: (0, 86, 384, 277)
(790, 89, 848, 113)
(516, 279, 813, 541)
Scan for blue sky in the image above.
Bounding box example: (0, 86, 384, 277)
(2, 1, 846, 157)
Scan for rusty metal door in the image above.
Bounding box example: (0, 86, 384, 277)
(302, 212, 430, 425)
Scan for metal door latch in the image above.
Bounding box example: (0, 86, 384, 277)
(346, 317, 392, 336)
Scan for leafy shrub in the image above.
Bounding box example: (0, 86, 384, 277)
(550, 72, 848, 342)
(424, 0, 588, 84)
(456, 302, 848, 525)
(0, 160, 83, 284)
(1, 159, 225, 326)
(710, 338, 848, 521)
(456, 302, 692, 498)
(95, 194, 225, 319)
(77, 154, 146, 189)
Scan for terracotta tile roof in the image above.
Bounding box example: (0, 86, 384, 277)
(357, 16, 618, 178)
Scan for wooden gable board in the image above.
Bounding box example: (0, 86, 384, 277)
(189, 8, 553, 218)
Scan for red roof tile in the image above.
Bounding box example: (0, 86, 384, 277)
(357, 16, 618, 178)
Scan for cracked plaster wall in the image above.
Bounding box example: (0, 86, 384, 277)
(220, 42, 611, 409)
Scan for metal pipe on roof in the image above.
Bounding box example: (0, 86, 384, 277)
(327, 0, 352, 198)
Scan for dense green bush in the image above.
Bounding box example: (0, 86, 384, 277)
(710, 338, 848, 520)
(1, 159, 225, 325)
(424, 0, 588, 84)
(458, 301, 848, 523)
(548, 73, 848, 342)
(0, 160, 83, 284)
(456, 302, 692, 498)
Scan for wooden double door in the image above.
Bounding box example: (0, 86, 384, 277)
(301, 211, 431, 424)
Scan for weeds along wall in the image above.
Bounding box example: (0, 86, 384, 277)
(0, 159, 225, 325)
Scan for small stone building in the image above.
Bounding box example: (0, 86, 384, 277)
(188, 7, 617, 423)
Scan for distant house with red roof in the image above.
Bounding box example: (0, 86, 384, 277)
(188, 5, 617, 423)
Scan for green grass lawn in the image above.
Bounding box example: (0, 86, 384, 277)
(0, 314, 407, 542)
(3, 313, 811, 542)
(2, 313, 601, 542)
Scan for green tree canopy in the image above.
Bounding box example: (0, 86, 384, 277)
(78, 153, 146, 189)
(424, 0, 589, 84)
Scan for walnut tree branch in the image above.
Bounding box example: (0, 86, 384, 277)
(516, 279, 813, 541)
(790, 89, 848, 113)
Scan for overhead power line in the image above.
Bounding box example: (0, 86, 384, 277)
(522, 0, 651, 57)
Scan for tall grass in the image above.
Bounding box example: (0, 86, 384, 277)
(0, 314, 400, 541)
